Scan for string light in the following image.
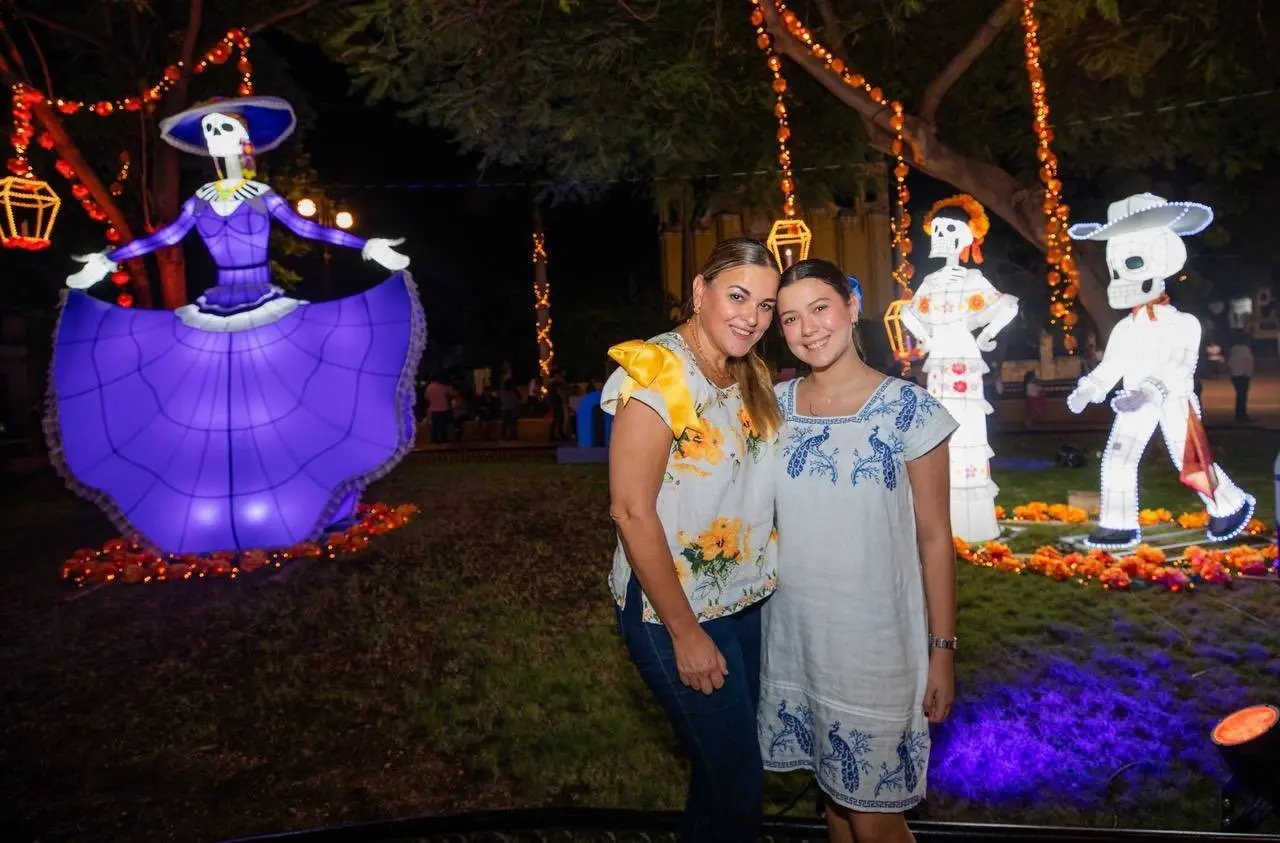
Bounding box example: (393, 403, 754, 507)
(6, 28, 253, 304)
(47, 28, 253, 119)
(532, 232, 554, 386)
(754, 1, 913, 372)
(59, 502, 419, 587)
(1020, 0, 1079, 353)
(748, 1, 813, 270)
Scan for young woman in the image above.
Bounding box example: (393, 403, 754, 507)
(759, 259, 958, 843)
(604, 238, 782, 841)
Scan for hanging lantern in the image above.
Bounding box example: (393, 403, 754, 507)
(0, 176, 61, 250)
(766, 218, 812, 270)
(883, 298, 922, 363)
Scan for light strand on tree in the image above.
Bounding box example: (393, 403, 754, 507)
(762, 3, 913, 287)
(46, 28, 254, 119)
(760, 1, 913, 371)
(749, 2, 797, 219)
(532, 232, 554, 387)
(1020, 0, 1079, 353)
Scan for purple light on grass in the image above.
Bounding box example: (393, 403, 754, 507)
(929, 650, 1245, 809)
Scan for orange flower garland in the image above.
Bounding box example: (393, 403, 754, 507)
(957, 538, 1276, 591)
(60, 502, 418, 587)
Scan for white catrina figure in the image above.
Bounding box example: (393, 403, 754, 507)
(901, 195, 1018, 542)
(1066, 193, 1255, 549)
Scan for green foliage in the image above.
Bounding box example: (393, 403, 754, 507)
(313, 0, 1278, 225)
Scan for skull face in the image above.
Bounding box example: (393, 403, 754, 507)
(928, 214, 974, 259)
(1103, 228, 1186, 309)
(201, 112, 249, 159)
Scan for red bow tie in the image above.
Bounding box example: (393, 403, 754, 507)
(1132, 293, 1171, 320)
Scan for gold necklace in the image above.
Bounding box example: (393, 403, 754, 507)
(688, 319, 733, 386)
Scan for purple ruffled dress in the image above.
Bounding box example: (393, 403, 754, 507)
(45, 189, 426, 555)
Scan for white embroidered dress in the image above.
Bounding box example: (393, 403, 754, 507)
(758, 376, 956, 812)
(601, 331, 779, 623)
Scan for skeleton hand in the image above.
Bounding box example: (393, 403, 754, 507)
(1066, 380, 1102, 414)
(1110, 389, 1149, 414)
(67, 251, 117, 289)
(362, 237, 411, 271)
(975, 333, 997, 353)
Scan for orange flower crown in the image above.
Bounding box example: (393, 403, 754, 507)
(924, 194, 990, 264)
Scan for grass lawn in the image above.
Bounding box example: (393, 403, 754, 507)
(1, 430, 1277, 842)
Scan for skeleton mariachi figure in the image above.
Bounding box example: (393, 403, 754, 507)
(46, 96, 426, 555)
(901, 195, 1018, 542)
(1065, 193, 1255, 549)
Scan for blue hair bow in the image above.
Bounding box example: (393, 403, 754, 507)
(847, 275, 863, 307)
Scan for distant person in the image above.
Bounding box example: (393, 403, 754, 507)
(451, 386, 471, 442)
(548, 369, 570, 442)
(499, 378, 522, 441)
(424, 376, 451, 445)
(1228, 331, 1254, 423)
(1024, 369, 1047, 426)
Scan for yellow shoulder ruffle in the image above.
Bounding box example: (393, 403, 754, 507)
(608, 340, 702, 437)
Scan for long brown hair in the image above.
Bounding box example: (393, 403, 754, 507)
(680, 237, 782, 437)
(778, 258, 866, 362)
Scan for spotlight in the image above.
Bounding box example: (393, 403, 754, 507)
(1212, 704, 1279, 832)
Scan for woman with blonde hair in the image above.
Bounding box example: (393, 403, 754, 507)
(604, 237, 782, 841)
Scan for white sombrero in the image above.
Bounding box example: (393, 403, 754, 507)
(1067, 193, 1213, 241)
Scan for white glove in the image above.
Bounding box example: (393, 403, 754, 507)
(975, 333, 997, 353)
(1066, 379, 1101, 415)
(362, 237, 411, 271)
(1110, 389, 1148, 414)
(67, 251, 117, 289)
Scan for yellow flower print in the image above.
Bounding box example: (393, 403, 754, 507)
(674, 420, 725, 465)
(697, 516, 742, 562)
(738, 407, 760, 440)
(673, 555, 692, 586)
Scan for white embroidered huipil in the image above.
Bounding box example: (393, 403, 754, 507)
(758, 377, 957, 813)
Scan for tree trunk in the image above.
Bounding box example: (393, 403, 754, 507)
(0, 47, 153, 307)
(680, 196, 696, 304)
(531, 200, 553, 390)
(151, 144, 189, 309)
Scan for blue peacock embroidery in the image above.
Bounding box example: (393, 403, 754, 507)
(819, 722, 874, 793)
(848, 426, 906, 490)
(766, 700, 816, 759)
(874, 729, 929, 796)
(863, 383, 939, 432)
(783, 424, 839, 485)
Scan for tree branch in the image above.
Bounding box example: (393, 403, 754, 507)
(761, 2, 1119, 337)
(248, 0, 328, 34)
(14, 11, 55, 97)
(0, 40, 152, 306)
(919, 0, 1019, 124)
(812, 0, 850, 63)
(15, 9, 110, 52)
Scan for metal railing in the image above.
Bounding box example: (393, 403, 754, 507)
(222, 807, 1280, 843)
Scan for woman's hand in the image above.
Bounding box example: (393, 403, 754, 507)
(923, 649, 955, 724)
(672, 625, 728, 695)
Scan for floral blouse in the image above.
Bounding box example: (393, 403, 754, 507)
(601, 331, 779, 624)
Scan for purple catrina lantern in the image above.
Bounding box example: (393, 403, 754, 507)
(46, 96, 425, 554)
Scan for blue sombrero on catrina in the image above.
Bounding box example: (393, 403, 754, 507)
(159, 96, 296, 156)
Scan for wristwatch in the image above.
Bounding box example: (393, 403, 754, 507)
(928, 635, 957, 651)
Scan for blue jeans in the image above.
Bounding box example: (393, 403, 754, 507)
(615, 576, 765, 842)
